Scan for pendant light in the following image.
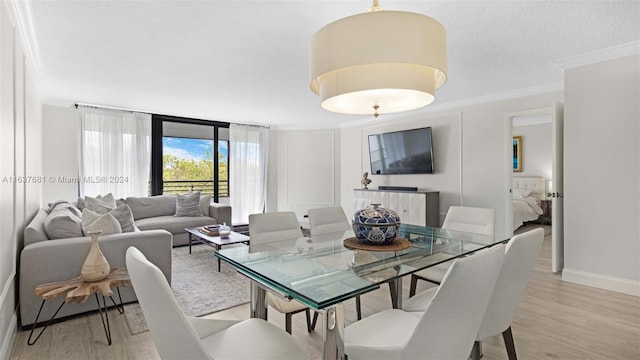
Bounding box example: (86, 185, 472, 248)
(309, 1, 447, 117)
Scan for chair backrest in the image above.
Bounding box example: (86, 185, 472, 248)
(404, 244, 505, 359)
(249, 211, 303, 245)
(477, 227, 544, 341)
(308, 206, 350, 235)
(442, 206, 495, 238)
(126, 247, 211, 360)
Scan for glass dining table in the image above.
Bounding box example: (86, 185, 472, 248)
(216, 224, 506, 360)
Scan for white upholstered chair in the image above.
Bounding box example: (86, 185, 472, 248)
(249, 211, 317, 334)
(409, 205, 496, 297)
(307, 206, 351, 235)
(125, 247, 308, 360)
(344, 243, 505, 359)
(307, 206, 363, 321)
(404, 228, 545, 360)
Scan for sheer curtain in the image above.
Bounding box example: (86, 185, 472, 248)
(229, 124, 269, 224)
(78, 106, 151, 198)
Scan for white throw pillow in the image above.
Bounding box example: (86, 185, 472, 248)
(512, 189, 531, 199)
(82, 209, 123, 235)
(200, 193, 212, 216)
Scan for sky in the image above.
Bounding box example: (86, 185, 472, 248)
(163, 137, 228, 162)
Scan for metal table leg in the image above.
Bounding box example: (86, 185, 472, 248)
(27, 299, 66, 345)
(322, 304, 345, 360)
(389, 277, 403, 309)
(250, 282, 268, 320)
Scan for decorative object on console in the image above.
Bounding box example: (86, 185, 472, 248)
(352, 204, 401, 245)
(309, 0, 447, 117)
(361, 172, 372, 189)
(80, 230, 111, 282)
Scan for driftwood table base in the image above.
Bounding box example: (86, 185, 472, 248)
(28, 267, 131, 346)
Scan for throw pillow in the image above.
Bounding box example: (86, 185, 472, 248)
(76, 196, 86, 211)
(95, 203, 136, 232)
(512, 189, 531, 199)
(200, 193, 212, 216)
(175, 192, 202, 217)
(85, 193, 116, 212)
(81, 209, 123, 235)
(44, 203, 83, 239)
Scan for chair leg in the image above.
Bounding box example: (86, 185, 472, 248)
(355, 295, 362, 320)
(285, 313, 293, 334)
(471, 340, 481, 360)
(502, 326, 518, 360)
(304, 309, 318, 333)
(310, 310, 319, 331)
(409, 274, 419, 297)
(388, 282, 398, 308)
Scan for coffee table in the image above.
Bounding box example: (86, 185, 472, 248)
(185, 226, 250, 271)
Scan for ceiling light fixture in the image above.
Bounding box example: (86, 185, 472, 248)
(309, 0, 447, 117)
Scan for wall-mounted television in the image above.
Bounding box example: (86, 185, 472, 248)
(368, 127, 434, 175)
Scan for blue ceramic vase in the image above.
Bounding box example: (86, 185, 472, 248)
(352, 204, 401, 245)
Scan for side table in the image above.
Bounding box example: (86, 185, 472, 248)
(28, 267, 131, 346)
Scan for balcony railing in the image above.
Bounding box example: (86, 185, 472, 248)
(163, 180, 229, 197)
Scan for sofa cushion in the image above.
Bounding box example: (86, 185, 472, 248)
(126, 195, 176, 220)
(106, 204, 137, 232)
(175, 192, 202, 217)
(81, 209, 123, 235)
(44, 203, 83, 240)
(136, 215, 216, 235)
(200, 193, 212, 216)
(85, 193, 116, 212)
(24, 209, 50, 246)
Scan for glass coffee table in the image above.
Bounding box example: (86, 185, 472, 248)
(185, 226, 250, 271)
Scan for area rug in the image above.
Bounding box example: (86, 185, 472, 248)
(125, 244, 250, 335)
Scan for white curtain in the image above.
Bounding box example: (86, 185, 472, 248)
(229, 124, 269, 224)
(78, 106, 151, 198)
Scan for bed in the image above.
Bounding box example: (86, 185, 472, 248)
(512, 177, 545, 231)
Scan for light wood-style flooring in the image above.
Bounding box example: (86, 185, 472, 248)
(10, 233, 640, 359)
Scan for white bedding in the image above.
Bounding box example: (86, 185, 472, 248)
(512, 196, 543, 231)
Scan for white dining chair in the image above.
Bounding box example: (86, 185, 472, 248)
(249, 211, 317, 335)
(403, 228, 545, 360)
(307, 206, 351, 235)
(409, 205, 496, 297)
(344, 243, 505, 359)
(125, 247, 308, 360)
(307, 206, 363, 321)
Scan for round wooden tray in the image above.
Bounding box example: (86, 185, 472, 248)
(343, 237, 411, 251)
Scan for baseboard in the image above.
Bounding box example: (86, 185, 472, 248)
(0, 312, 17, 360)
(562, 268, 640, 297)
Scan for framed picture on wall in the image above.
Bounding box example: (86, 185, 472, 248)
(513, 136, 522, 172)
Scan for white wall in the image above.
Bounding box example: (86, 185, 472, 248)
(274, 129, 341, 219)
(340, 92, 563, 241)
(513, 122, 552, 183)
(0, 3, 43, 357)
(563, 54, 640, 295)
(42, 105, 78, 204)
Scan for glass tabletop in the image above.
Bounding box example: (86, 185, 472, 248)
(216, 224, 504, 310)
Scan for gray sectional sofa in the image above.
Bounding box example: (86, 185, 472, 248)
(20, 194, 231, 327)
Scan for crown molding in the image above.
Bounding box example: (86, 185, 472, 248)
(6, 0, 41, 75)
(552, 40, 640, 70)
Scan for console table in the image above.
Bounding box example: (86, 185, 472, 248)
(353, 189, 440, 227)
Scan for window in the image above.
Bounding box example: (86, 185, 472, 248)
(150, 115, 229, 201)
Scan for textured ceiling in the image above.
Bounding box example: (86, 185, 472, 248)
(19, 0, 640, 129)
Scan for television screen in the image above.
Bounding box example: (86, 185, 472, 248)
(368, 127, 434, 175)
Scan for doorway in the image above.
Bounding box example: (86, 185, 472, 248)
(506, 104, 564, 273)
